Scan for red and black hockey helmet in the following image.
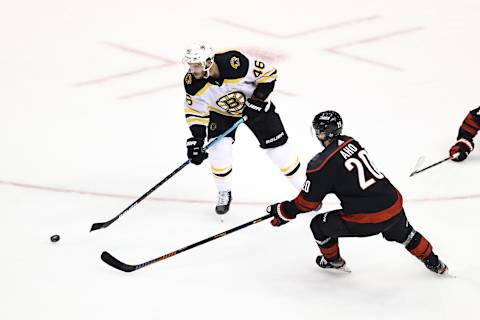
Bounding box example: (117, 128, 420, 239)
(312, 110, 343, 140)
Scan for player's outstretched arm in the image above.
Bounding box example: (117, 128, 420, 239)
(449, 107, 479, 161)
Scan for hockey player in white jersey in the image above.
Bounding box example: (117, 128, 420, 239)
(182, 42, 304, 215)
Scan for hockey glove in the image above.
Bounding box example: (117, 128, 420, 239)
(267, 202, 294, 227)
(242, 97, 269, 123)
(186, 137, 208, 165)
(449, 138, 474, 162)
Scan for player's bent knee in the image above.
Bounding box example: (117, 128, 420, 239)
(382, 222, 413, 243)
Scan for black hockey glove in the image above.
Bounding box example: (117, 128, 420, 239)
(186, 137, 208, 165)
(242, 97, 268, 123)
(267, 202, 294, 227)
(449, 138, 474, 162)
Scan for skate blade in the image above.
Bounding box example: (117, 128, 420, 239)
(322, 265, 352, 274)
(435, 267, 455, 278)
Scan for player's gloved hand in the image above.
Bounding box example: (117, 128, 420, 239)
(242, 97, 269, 123)
(186, 137, 208, 165)
(449, 138, 474, 162)
(267, 202, 293, 227)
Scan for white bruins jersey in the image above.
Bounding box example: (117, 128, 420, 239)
(183, 50, 277, 128)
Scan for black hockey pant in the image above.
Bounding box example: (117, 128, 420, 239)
(309, 209, 438, 265)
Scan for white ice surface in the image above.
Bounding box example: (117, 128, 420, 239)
(1, 1, 480, 319)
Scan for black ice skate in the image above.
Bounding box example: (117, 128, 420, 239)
(425, 258, 449, 276)
(215, 191, 232, 215)
(316, 255, 351, 273)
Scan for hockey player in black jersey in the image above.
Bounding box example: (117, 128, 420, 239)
(449, 107, 479, 161)
(267, 111, 448, 275)
(182, 42, 304, 215)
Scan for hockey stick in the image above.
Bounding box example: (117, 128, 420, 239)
(409, 152, 459, 177)
(101, 212, 273, 272)
(90, 116, 247, 232)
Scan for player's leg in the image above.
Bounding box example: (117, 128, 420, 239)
(310, 210, 393, 270)
(245, 102, 304, 191)
(207, 112, 238, 215)
(309, 210, 355, 270)
(382, 210, 448, 274)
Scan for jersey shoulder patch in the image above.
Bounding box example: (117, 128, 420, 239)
(214, 50, 249, 79)
(307, 135, 354, 173)
(184, 73, 209, 96)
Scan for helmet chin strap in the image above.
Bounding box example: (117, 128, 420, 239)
(203, 69, 210, 79)
(203, 59, 213, 79)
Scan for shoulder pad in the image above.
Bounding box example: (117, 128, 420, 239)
(184, 73, 209, 96)
(214, 50, 249, 79)
(307, 136, 355, 172)
(307, 152, 330, 172)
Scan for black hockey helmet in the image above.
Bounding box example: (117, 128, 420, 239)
(312, 110, 343, 140)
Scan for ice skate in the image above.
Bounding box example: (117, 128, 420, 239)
(215, 191, 232, 216)
(316, 255, 351, 273)
(425, 258, 449, 276)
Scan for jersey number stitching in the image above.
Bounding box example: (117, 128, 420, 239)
(344, 150, 384, 190)
(253, 60, 265, 78)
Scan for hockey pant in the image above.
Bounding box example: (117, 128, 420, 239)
(207, 109, 304, 192)
(309, 209, 439, 265)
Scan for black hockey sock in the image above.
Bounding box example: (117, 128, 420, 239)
(319, 239, 340, 261)
(405, 232, 433, 262)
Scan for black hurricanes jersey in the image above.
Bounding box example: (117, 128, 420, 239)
(287, 135, 402, 224)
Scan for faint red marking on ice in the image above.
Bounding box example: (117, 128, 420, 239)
(1, 180, 479, 205)
(211, 16, 381, 39)
(74, 42, 177, 87)
(74, 42, 298, 99)
(102, 42, 176, 64)
(325, 27, 425, 71)
(73, 64, 173, 87)
(118, 83, 181, 100)
(237, 46, 288, 63)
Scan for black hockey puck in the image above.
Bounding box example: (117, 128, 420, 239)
(50, 234, 60, 242)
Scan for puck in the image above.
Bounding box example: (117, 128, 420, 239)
(50, 234, 60, 242)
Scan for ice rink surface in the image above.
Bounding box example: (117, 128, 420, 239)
(1, 0, 480, 319)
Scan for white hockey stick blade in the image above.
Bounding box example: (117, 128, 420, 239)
(409, 156, 426, 177)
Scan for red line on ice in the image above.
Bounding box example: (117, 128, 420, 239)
(1, 180, 479, 205)
(73, 64, 174, 87)
(102, 42, 176, 63)
(211, 15, 381, 39)
(325, 27, 425, 71)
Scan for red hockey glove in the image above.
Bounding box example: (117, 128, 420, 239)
(449, 138, 474, 162)
(267, 203, 294, 227)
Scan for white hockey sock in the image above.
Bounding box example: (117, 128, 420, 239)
(265, 142, 305, 191)
(208, 137, 233, 192)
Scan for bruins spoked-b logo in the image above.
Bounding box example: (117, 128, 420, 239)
(230, 56, 240, 69)
(184, 73, 193, 85)
(216, 91, 246, 115)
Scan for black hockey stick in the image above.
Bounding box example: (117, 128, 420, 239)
(101, 212, 273, 272)
(90, 116, 247, 232)
(409, 152, 459, 177)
